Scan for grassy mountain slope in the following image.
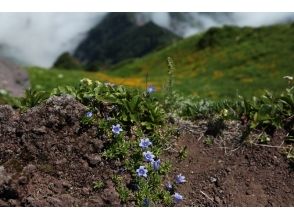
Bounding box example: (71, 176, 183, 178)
(107, 24, 294, 98)
(28, 23, 294, 99)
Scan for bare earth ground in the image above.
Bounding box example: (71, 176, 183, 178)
(166, 128, 294, 206)
(0, 96, 293, 206)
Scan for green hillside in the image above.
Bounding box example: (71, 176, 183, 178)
(28, 23, 294, 100)
(107, 24, 294, 98)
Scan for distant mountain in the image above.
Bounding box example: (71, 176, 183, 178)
(73, 13, 181, 71)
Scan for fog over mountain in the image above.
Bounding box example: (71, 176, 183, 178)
(0, 12, 293, 67)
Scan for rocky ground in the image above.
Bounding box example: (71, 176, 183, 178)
(0, 95, 293, 206)
(0, 58, 29, 96)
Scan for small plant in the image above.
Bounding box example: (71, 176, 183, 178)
(286, 147, 294, 161)
(258, 132, 271, 144)
(93, 180, 105, 191)
(19, 88, 49, 110)
(116, 184, 130, 204)
(177, 146, 188, 160)
(203, 136, 214, 146)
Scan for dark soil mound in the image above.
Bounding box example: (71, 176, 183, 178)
(0, 95, 120, 206)
(0, 96, 293, 206)
(0, 58, 29, 96)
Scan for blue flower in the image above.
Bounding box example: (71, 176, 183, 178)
(86, 111, 93, 118)
(112, 124, 123, 135)
(147, 85, 156, 94)
(165, 182, 173, 191)
(136, 166, 148, 177)
(172, 193, 183, 203)
(151, 159, 161, 171)
(143, 198, 150, 207)
(143, 151, 155, 162)
(139, 138, 152, 149)
(175, 174, 186, 184)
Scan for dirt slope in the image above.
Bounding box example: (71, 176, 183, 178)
(0, 96, 293, 206)
(166, 123, 294, 206)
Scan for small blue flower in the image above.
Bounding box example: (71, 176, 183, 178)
(165, 182, 173, 191)
(112, 124, 123, 135)
(147, 85, 156, 94)
(136, 166, 148, 177)
(172, 193, 183, 203)
(143, 198, 150, 207)
(86, 111, 93, 118)
(143, 151, 155, 162)
(175, 174, 186, 184)
(151, 159, 161, 171)
(139, 138, 152, 149)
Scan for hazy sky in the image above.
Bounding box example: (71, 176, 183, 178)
(0, 12, 293, 67)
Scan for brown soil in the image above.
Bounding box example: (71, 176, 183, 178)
(165, 122, 294, 206)
(0, 95, 120, 207)
(0, 95, 293, 206)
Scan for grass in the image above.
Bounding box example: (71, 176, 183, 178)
(106, 24, 294, 99)
(27, 23, 294, 100)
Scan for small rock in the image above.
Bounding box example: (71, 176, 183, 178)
(61, 180, 71, 190)
(82, 187, 90, 196)
(214, 196, 221, 204)
(249, 161, 256, 166)
(210, 177, 217, 183)
(47, 197, 63, 206)
(8, 199, 18, 206)
(0, 166, 11, 186)
(101, 182, 120, 206)
(0, 200, 9, 207)
(246, 190, 253, 195)
(225, 167, 231, 173)
(55, 158, 67, 165)
(32, 126, 47, 134)
(86, 154, 102, 166)
(18, 176, 28, 185)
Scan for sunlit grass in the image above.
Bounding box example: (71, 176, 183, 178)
(28, 23, 293, 100)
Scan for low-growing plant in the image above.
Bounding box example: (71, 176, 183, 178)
(50, 77, 183, 206)
(20, 89, 49, 110)
(177, 146, 188, 160)
(93, 180, 105, 191)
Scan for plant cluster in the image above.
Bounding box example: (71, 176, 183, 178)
(50, 78, 185, 206)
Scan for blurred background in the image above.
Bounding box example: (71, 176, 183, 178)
(0, 12, 294, 98)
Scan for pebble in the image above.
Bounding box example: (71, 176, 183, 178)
(225, 167, 231, 173)
(246, 190, 253, 195)
(210, 177, 217, 183)
(86, 154, 102, 166)
(82, 187, 90, 196)
(214, 196, 221, 204)
(18, 176, 28, 185)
